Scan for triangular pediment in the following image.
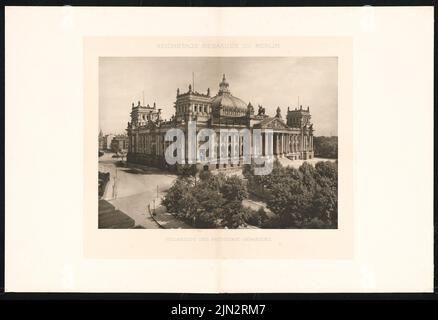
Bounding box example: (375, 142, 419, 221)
(258, 117, 289, 129)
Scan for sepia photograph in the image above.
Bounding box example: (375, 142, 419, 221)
(5, 5, 433, 295)
(98, 57, 338, 229)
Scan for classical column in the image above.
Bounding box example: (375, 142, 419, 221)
(146, 135, 149, 154)
(140, 135, 143, 153)
(158, 135, 161, 155)
(262, 132, 266, 156)
(135, 133, 138, 153)
(279, 133, 282, 155)
(284, 134, 287, 154)
(286, 134, 289, 154)
(278, 133, 281, 155)
(295, 135, 297, 153)
(280, 133, 283, 156)
(273, 133, 276, 155)
(285, 134, 287, 154)
(291, 135, 293, 153)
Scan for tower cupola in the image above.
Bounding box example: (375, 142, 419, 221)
(218, 74, 230, 94)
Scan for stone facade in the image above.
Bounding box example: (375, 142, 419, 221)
(98, 131, 116, 151)
(98, 129, 105, 150)
(110, 134, 129, 153)
(127, 75, 314, 170)
(103, 134, 114, 150)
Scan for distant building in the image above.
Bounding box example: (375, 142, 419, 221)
(99, 131, 117, 151)
(98, 129, 105, 150)
(127, 74, 314, 170)
(111, 134, 129, 152)
(103, 134, 114, 150)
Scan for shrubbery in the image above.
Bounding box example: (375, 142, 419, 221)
(243, 207, 270, 227)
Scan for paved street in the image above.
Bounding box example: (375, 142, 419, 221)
(99, 153, 177, 228)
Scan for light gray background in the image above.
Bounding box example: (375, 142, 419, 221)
(99, 57, 338, 136)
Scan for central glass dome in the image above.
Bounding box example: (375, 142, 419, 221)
(210, 74, 247, 115)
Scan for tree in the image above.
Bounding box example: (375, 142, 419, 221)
(161, 161, 337, 229)
(313, 136, 338, 159)
(243, 207, 269, 227)
(178, 164, 199, 185)
(198, 170, 212, 182)
(192, 184, 225, 227)
(220, 175, 248, 201)
(203, 172, 226, 191)
(312, 185, 337, 226)
(178, 191, 198, 220)
(298, 162, 318, 196)
(260, 160, 337, 228)
(162, 177, 193, 214)
(242, 164, 253, 178)
(315, 161, 338, 184)
(311, 161, 338, 227)
(220, 200, 247, 228)
(267, 180, 313, 227)
(162, 171, 252, 228)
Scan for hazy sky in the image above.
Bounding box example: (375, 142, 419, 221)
(99, 57, 337, 136)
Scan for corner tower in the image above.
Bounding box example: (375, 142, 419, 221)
(287, 105, 312, 128)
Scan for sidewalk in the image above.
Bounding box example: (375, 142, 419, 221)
(148, 198, 192, 229)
